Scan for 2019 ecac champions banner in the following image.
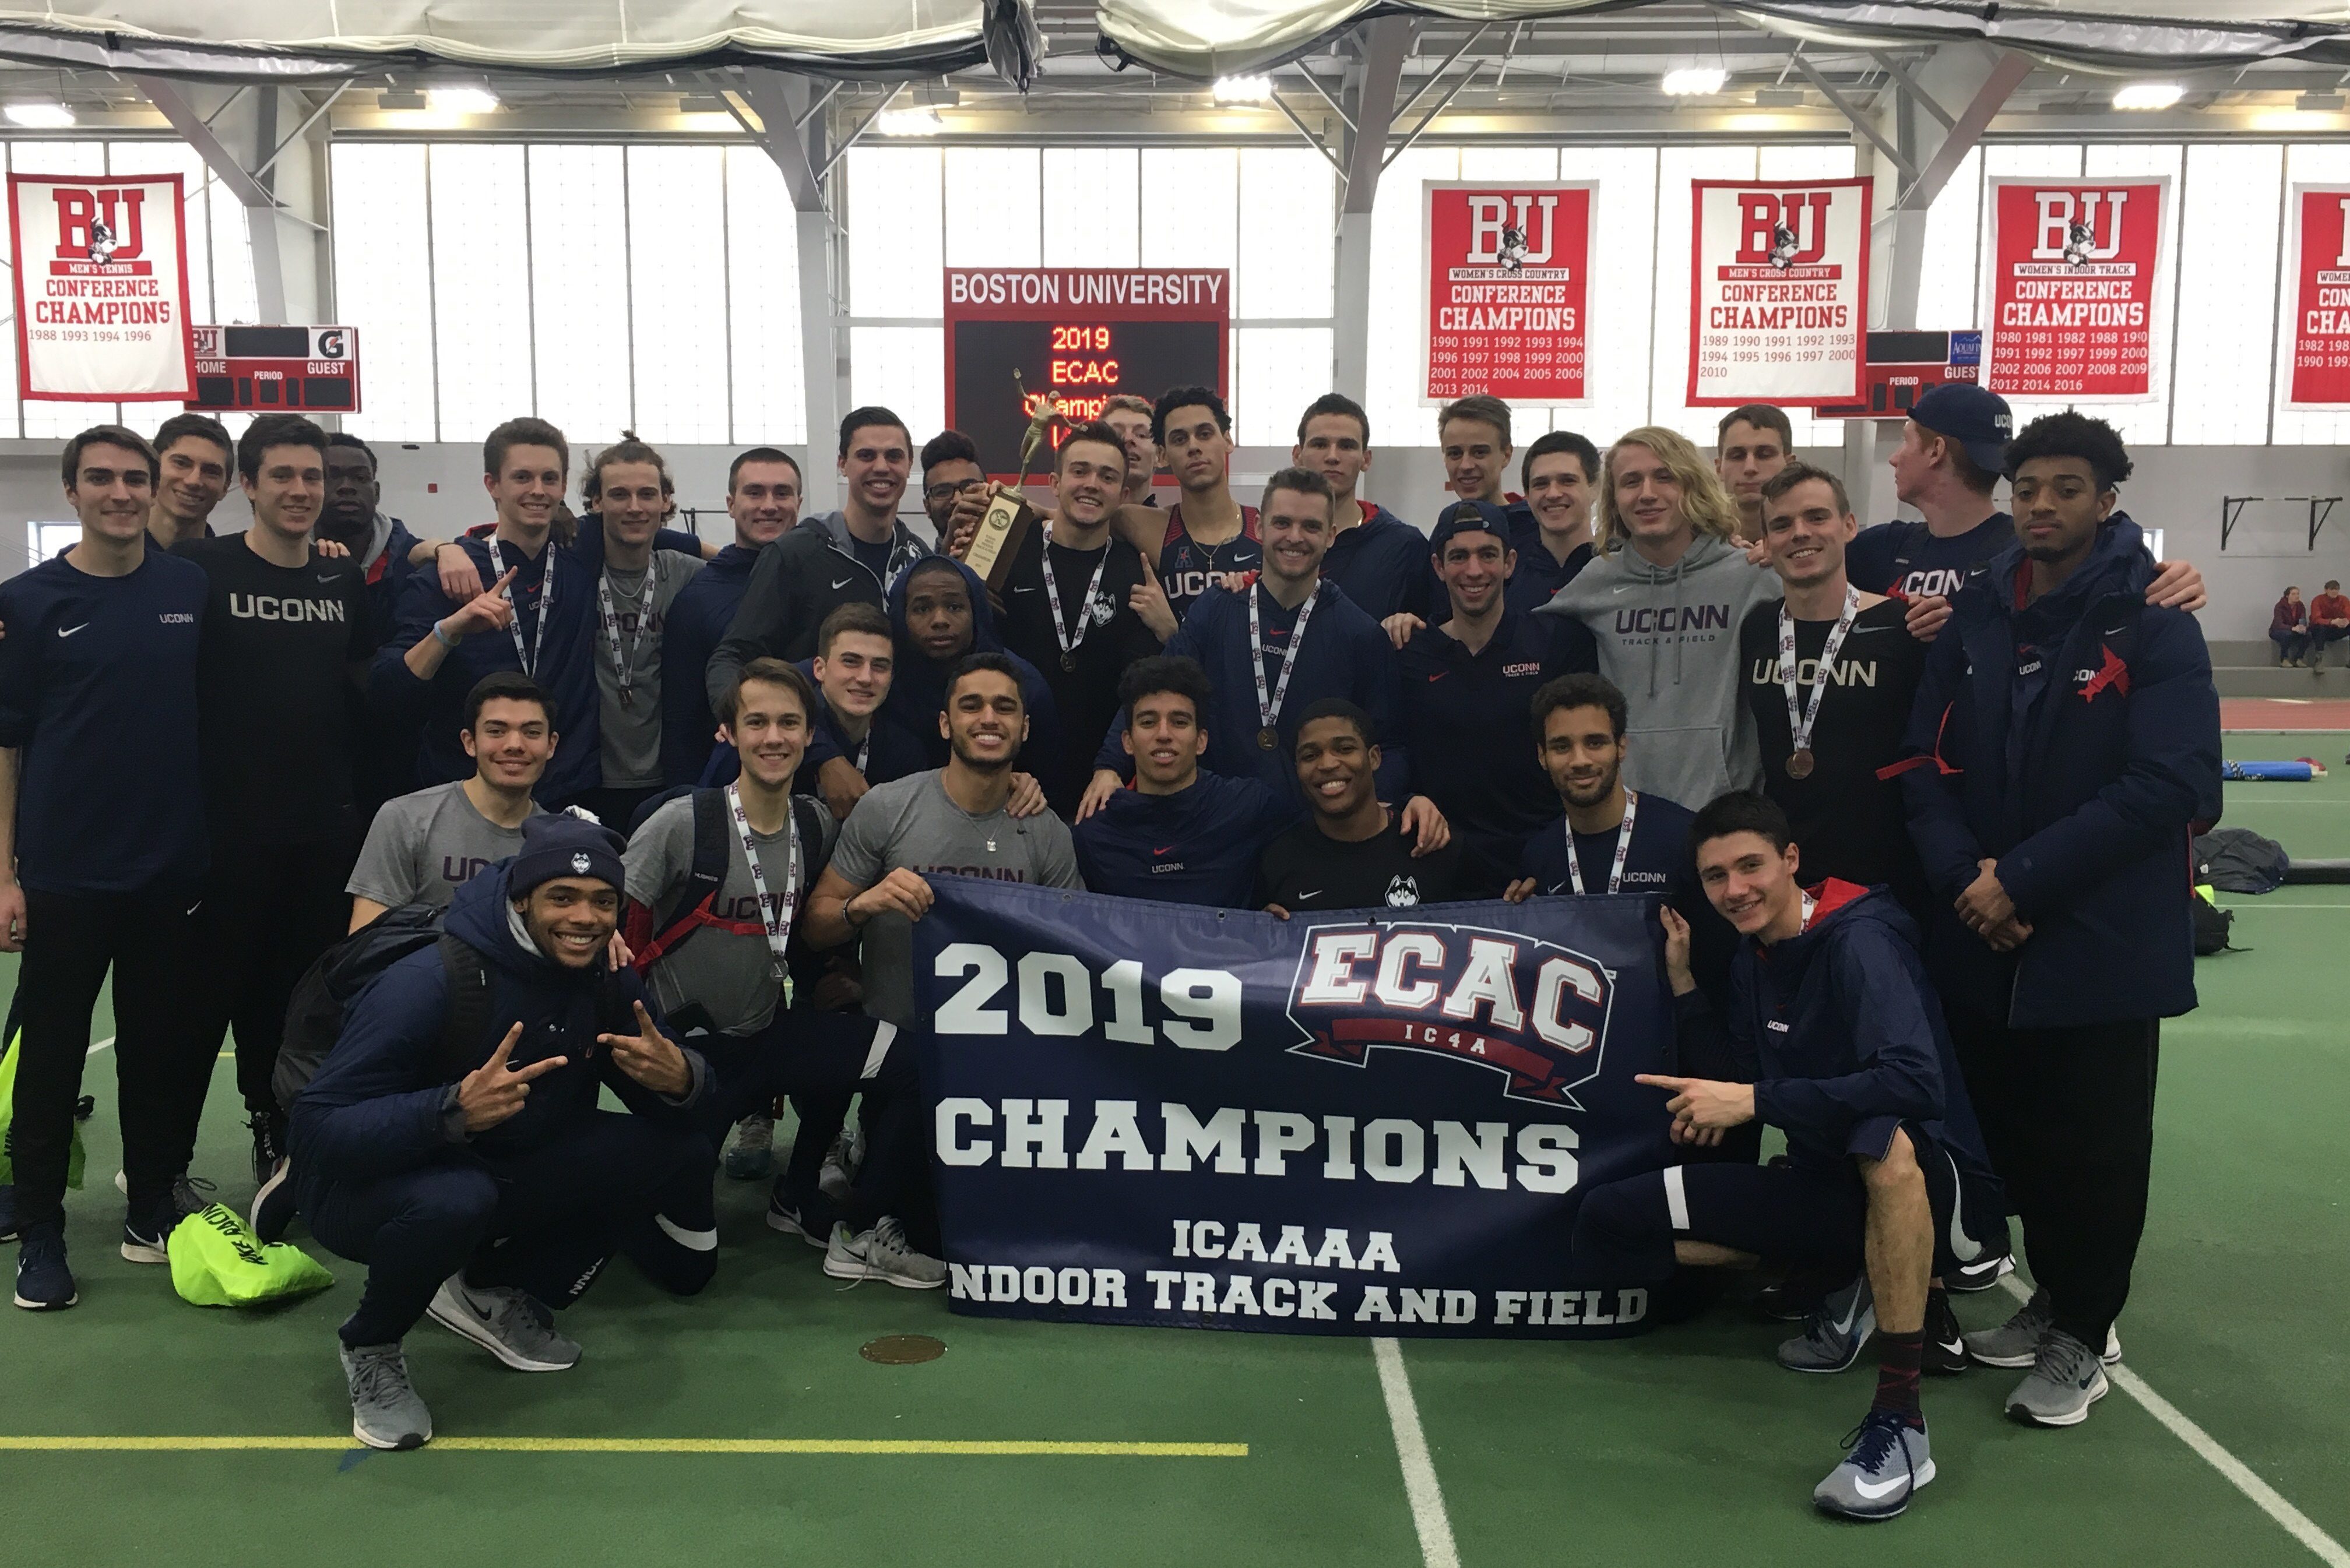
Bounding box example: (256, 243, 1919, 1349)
(912, 880, 1674, 1340)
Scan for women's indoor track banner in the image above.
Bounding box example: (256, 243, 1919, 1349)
(6, 172, 196, 400)
(2285, 184, 2350, 410)
(1986, 175, 2167, 401)
(1421, 181, 1593, 406)
(1687, 177, 1869, 407)
(913, 879, 1672, 1339)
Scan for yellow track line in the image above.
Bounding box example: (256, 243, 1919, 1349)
(0, 1436, 1246, 1457)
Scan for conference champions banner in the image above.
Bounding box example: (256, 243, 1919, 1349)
(1421, 181, 1594, 406)
(1687, 177, 1869, 407)
(1986, 175, 2167, 401)
(7, 172, 196, 400)
(2285, 184, 2350, 409)
(913, 880, 1673, 1340)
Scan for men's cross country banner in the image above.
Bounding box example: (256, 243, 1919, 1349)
(1687, 177, 1869, 407)
(2284, 185, 2350, 409)
(7, 172, 196, 400)
(913, 879, 1672, 1339)
(1422, 181, 1593, 406)
(1986, 176, 2168, 401)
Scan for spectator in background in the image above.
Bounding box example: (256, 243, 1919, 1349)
(2309, 579, 2350, 666)
(2271, 586, 2311, 667)
(1715, 404, 1793, 544)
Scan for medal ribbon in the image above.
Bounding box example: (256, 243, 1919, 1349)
(726, 783, 800, 981)
(1039, 529, 1113, 665)
(1564, 790, 1640, 897)
(1248, 582, 1320, 735)
(595, 569, 647, 703)
(1779, 586, 1860, 762)
(502, 548, 553, 676)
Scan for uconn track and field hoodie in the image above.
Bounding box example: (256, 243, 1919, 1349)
(1897, 516, 2221, 1028)
(876, 555, 1062, 771)
(705, 510, 931, 706)
(288, 863, 709, 1189)
(1537, 534, 1779, 807)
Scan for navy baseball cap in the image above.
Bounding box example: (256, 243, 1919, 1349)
(1909, 383, 2013, 477)
(1429, 499, 1514, 557)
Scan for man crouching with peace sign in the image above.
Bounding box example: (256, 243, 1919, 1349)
(290, 814, 709, 1451)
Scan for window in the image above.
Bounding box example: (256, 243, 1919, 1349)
(1043, 149, 1138, 266)
(332, 142, 435, 440)
(2172, 143, 2284, 445)
(724, 145, 807, 445)
(628, 145, 731, 443)
(529, 145, 632, 448)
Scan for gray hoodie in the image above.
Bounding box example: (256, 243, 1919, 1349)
(1536, 533, 1781, 808)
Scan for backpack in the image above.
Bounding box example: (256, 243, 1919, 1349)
(273, 905, 494, 1112)
(623, 787, 832, 976)
(2191, 886, 2236, 955)
(2194, 828, 2289, 895)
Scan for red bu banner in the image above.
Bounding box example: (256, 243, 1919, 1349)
(1687, 178, 1870, 407)
(7, 172, 196, 399)
(2285, 185, 2350, 409)
(1986, 177, 2167, 400)
(1421, 182, 1593, 406)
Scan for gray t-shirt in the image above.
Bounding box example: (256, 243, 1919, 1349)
(622, 791, 840, 1037)
(830, 770, 1083, 1026)
(598, 549, 703, 789)
(347, 781, 545, 910)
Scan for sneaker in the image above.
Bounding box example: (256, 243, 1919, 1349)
(822, 1216, 945, 1289)
(721, 1114, 776, 1181)
(1814, 1411, 1935, 1520)
(1755, 1264, 1839, 1322)
(247, 1111, 287, 1189)
(2005, 1329, 2110, 1427)
(1778, 1274, 1874, 1373)
(249, 1155, 298, 1244)
(341, 1341, 432, 1450)
(425, 1275, 582, 1371)
(1945, 1250, 2014, 1294)
(818, 1122, 864, 1203)
(1964, 1285, 2051, 1368)
(0, 1182, 18, 1243)
(1924, 1291, 1969, 1377)
(12, 1220, 76, 1309)
(121, 1198, 178, 1264)
(765, 1186, 838, 1250)
(117, 1169, 217, 1218)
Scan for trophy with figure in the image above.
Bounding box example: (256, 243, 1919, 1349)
(963, 368, 1063, 590)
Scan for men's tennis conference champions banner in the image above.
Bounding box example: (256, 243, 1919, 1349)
(1687, 177, 1870, 407)
(1422, 182, 1594, 406)
(7, 172, 196, 400)
(1986, 176, 2168, 401)
(913, 880, 1674, 1340)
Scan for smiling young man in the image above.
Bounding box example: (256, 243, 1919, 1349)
(662, 448, 802, 788)
(1294, 393, 1433, 622)
(1898, 411, 2220, 1428)
(147, 412, 235, 549)
(0, 426, 209, 1310)
(576, 436, 703, 830)
(791, 601, 925, 816)
(1506, 431, 1602, 615)
(174, 414, 376, 1185)
(291, 812, 709, 1450)
(1255, 700, 1461, 914)
(917, 430, 991, 551)
(1571, 791, 2003, 1521)
(1715, 404, 1793, 544)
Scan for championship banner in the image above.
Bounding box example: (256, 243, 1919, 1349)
(914, 880, 1673, 1340)
(2285, 185, 2350, 410)
(1421, 181, 1593, 406)
(1687, 177, 1870, 407)
(1986, 176, 2167, 401)
(7, 172, 196, 400)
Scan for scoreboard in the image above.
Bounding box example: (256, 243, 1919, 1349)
(944, 268, 1227, 479)
(188, 324, 361, 412)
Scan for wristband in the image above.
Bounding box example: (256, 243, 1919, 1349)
(432, 619, 458, 649)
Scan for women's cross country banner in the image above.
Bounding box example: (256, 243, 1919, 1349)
(1421, 181, 1593, 406)
(2285, 184, 2350, 410)
(912, 879, 1673, 1339)
(1986, 176, 2168, 401)
(7, 172, 196, 400)
(1687, 177, 1870, 407)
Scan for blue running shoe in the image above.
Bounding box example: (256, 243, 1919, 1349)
(13, 1220, 76, 1310)
(1814, 1411, 1934, 1520)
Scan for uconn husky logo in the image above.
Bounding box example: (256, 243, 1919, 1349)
(1285, 921, 1616, 1107)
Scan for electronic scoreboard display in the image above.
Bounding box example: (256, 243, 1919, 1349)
(944, 267, 1229, 479)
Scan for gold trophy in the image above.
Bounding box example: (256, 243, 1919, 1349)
(963, 368, 1061, 590)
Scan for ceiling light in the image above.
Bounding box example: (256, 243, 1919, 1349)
(4, 103, 76, 128)
(678, 94, 729, 114)
(875, 106, 943, 136)
(2297, 90, 2345, 111)
(1212, 75, 1273, 105)
(1753, 87, 1803, 108)
(1663, 68, 1729, 97)
(426, 87, 501, 115)
(375, 89, 425, 110)
(2112, 82, 2183, 111)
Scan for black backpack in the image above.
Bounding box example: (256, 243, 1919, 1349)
(623, 787, 832, 974)
(2192, 894, 2236, 956)
(2194, 828, 2290, 895)
(274, 904, 494, 1112)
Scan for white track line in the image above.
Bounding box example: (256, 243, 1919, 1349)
(85, 1035, 114, 1057)
(1372, 1338, 1460, 1568)
(1996, 1278, 2348, 1566)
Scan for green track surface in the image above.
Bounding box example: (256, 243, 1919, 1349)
(2, 742, 2344, 1566)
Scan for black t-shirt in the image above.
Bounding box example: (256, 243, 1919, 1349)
(1736, 596, 1926, 901)
(997, 528, 1162, 811)
(175, 534, 376, 848)
(850, 533, 895, 584)
(1254, 813, 1463, 912)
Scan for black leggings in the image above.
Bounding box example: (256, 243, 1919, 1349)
(190, 836, 355, 1118)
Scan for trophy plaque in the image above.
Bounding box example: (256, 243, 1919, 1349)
(966, 368, 1063, 591)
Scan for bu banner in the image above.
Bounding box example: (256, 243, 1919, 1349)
(1687, 178, 1869, 407)
(914, 880, 1673, 1339)
(2285, 185, 2350, 409)
(1986, 177, 2167, 400)
(6, 172, 195, 400)
(1421, 181, 1593, 406)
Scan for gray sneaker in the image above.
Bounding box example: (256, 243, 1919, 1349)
(425, 1275, 582, 1371)
(341, 1341, 432, 1450)
(822, 1217, 945, 1289)
(818, 1122, 864, 1201)
(1778, 1274, 1874, 1373)
(1814, 1412, 1934, 1520)
(721, 1115, 775, 1181)
(2006, 1328, 2110, 1427)
(1966, 1287, 2123, 1368)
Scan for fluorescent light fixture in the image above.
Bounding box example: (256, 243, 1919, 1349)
(678, 94, 729, 114)
(2112, 82, 2183, 111)
(375, 89, 425, 110)
(1663, 68, 1729, 97)
(5, 103, 76, 128)
(1753, 87, 1803, 108)
(2297, 90, 2344, 111)
(425, 87, 501, 115)
(875, 105, 943, 136)
(1212, 75, 1273, 105)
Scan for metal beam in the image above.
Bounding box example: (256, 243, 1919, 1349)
(1793, 55, 1915, 182)
(815, 83, 905, 182)
(1869, 51, 1955, 131)
(1339, 16, 1412, 216)
(1894, 49, 2031, 212)
(727, 71, 826, 213)
(249, 82, 349, 184)
(133, 75, 279, 209)
(1267, 90, 1346, 177)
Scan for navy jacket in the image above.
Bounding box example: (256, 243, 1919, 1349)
(706, 511, 931, 707)
(1898, 517, 2222, 1028)
(662, 542, 759, 786)
(877, 555, 1061, 773)
(1322, 503, 1434, 622)
(1504, 537, 1593, 616)
(1094, 577, 1408, 802)
(1074, 771, 1300, 907)
(288, 864, 708, 1188)
(1676, 880, 1996, 1179)
(371, 534, 602, 805)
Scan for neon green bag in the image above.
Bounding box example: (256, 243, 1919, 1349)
(0, 1027, 87, 1189)
(168, 1204, 335, 1308)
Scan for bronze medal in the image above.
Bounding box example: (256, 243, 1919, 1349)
(1786, 748, 1816, 780)
(1257, 725, 1280, 751)
(1060, 650, 1077, 672)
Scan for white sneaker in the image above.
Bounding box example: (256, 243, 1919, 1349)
(822, 1217, 945, 1289)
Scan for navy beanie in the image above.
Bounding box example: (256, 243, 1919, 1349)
(508, 812, 627, 898)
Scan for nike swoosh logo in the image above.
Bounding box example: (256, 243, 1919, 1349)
(1296, 890, 1322, 901)
(1943, 1150, 1983, 1264)
(1426, 672, 1447, 682)
(1851, 1472, 1912, 1501)
(1831, 1296, 1862, 1335)
(318, 573, 340, 584)
(831, 577, 853, 590)
(1153, 845, 1176, 855)
(1012, 586, 1040, 594)
(57, 622, 88, 637)
(1612, 584, 1636, 594)
(1848, 624, 1891, 635)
